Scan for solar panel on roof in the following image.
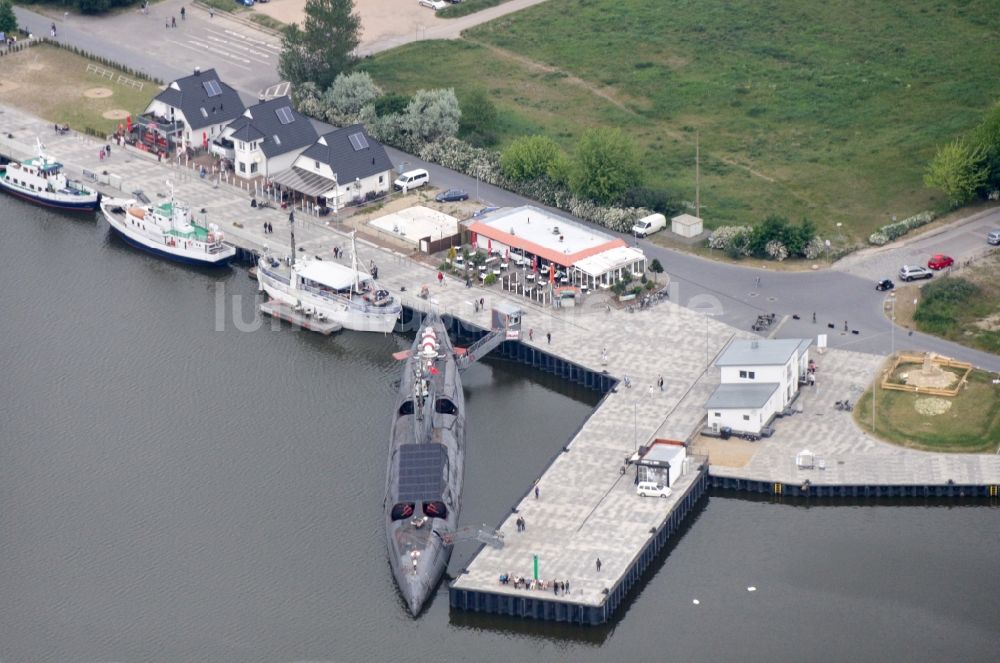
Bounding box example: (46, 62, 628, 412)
(348, 132, 369, 151)
(397, 444, 447, 502)
(275, 106, 294, 125)
(203, 80, 222, 97)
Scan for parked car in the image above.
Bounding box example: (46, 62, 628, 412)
(875, 279, 894, 291)
(899, 265, 933, 282)
(988, 229, 1000, 245)
(419, 0, 448, 9)
(435, 189, 469, 202)
(236, 0, 253, 6)
(636, 481, 671, 498)
(927, 254, 954, 270)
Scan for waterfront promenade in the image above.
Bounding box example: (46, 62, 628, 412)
(4, 104, 999, 625)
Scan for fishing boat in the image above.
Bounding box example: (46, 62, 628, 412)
(0, 139, 100, 211)
(385, 315, 464, 615)
(256, 230, 400, 333)
(99, 183, 235, 266)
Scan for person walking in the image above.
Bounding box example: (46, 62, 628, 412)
(546, 331, 551, 344)
(171, 16, 176, 28)
(209, 7, 214, 18)
(812, 311, 816, 324)
(180, 6, 185, 20)
(595, 557, 602, 572)
(754, 275, 761, 288)
(657, 375, 664, 391)
(534, 485, 540, 499)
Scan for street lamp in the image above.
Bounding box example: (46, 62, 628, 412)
(889, 292, 897, 357)
(633, 400, 638, 453)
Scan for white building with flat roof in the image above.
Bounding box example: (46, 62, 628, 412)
(465, 206, 645, 287)
(706, 338, 812, 435)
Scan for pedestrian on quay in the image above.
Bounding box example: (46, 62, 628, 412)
(534, 485, 540, 499)
(171, 16, 176, 28)
(755, 275, 761, 288)
(438, 271, 444, 286)
(595, 557, 602, 572)
(844, 320, 848, 332)
(658, 375, 664, 391)
(180, 6, 186, 20)
(546, 331, 551, 344)
(209, 8, 214, 19)
(528, 328, 533, 341)
(812, 311, 816, 324)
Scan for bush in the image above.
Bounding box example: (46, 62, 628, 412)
(323, 71, 381, 125)
(459, 89, 499, 147)
(374, 92, 410, 117)
(622, 187, 681, 216)
(868, 211, 935, 245)
(483, 273, 497, 286)
(914, 277, 980, 335)
(500, 135, 562, 181)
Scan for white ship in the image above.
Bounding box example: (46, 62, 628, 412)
(99, 185, 236, 267)
(0, 139, 100, 211)
(257, 232, 400, 334)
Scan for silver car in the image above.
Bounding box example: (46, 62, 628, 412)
(898, 265, 933, 281)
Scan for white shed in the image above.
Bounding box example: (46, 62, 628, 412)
(671, 213, 703, 238)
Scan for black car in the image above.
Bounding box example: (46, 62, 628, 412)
(435, 189, 469, 202)
(875, 279, 894, 291)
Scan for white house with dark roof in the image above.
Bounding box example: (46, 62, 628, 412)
(271, 124, 394, 208)
(220, 96, 319, 180)
(142, 67, 245, 151)
(706, 338, 812, 435)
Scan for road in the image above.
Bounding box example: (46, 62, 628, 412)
(13, 3, 1000, 372)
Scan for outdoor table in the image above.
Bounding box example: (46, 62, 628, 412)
(500, 261, 509, 270)
(493, 268, 502, 276)
(526, 273, 536, 282)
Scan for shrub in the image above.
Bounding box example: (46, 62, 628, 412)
(622, 187, 681, 216)
(500, 135, 562, 181)
(459, 88, 499, 147)
(765, 239, 788, 261)
(374, 92, 410, 117)
(914, 277, 980, 336)
(569, 127, 642, 205)
(867, 211, 935, 245)
(483, 273, 497, 286)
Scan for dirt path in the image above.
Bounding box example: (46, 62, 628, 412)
(476, 41, 781, 186)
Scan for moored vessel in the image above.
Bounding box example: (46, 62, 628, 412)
(256, 231, 400, 334)
(0, 140, 100, 211)
(99, 185, 235, 266)
(385, 315, 465, 615)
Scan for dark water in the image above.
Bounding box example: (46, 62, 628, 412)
(1, 199, 997, 662)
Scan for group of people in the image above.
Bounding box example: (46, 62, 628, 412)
(514, 516, 527, 532)
(98, 144, 112, 161)
(498, 574, 571, 594)
(262, 221, 274, 234)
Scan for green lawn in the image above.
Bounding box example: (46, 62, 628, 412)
(361, 0, 1000, 239)
(912, 252, 1000, 354)
(855, 368, 1000, 453)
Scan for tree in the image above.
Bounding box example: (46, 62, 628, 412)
(500, 135, 562, 181)
(648, 258, 664, 283)
(322, 71, 381, 125)
(279, 0, 360, 91)
(374, 92, 409, 117)
(459, 89, 498, 147)
(971, 102, 1000, 191)
(569, 128, 642, 205)
(924, 139, 988, 207)
(402, 89, 460, 144)
(0, 0, 18, 34)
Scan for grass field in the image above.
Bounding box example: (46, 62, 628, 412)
(361, 0, 1000, 240)
(0, 45, 156, 136)
(855, 366, 1000, 453)
(911, 252, 1000, 354)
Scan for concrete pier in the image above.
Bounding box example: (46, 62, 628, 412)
(4, 104, 999, 627)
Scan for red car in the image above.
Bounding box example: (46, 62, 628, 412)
(927, 254, 954, 270)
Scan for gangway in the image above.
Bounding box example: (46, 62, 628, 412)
(456, 301, 522, 371)
(436, 525, 505, 549)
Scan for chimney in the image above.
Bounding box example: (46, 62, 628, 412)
(194, 66, 201, 76)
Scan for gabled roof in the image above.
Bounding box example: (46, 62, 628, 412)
(715, 339, 810, 367)
(152, 68, 245, 130)
(706, 383, 780, 410)
(225, 96, 318, 158)
(299, 124, 393, 183)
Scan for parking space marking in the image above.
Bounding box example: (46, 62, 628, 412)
(164, 38, 252, 70)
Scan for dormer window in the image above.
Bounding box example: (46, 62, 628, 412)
(200, 108, 208, 118)
(273, 135, 281, 146)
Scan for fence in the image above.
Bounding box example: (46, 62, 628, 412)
(880, 352, 973, 397)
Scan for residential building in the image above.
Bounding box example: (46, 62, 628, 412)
(221, 96, 319, 180)
(706, 338, 812, 435)
(142, 67, 245, 152)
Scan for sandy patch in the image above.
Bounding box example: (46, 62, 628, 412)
(84, 87, 113, 99)
(690, 435, 759, 468)
(914, 397, 952, 416)
(102, 109, 131, 120)
(27, 62, 45, 71)
(0, 80, 21, 93)
(253, 0, 443, 45)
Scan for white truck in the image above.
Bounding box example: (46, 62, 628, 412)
(631, 213, 666, 238)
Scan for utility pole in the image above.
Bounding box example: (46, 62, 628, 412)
(695, 131, 701, 221)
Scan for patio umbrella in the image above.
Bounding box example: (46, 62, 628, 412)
(505, 248, 509, 261)
(487, 238, 493, 253)
(533, 256, 538, 274)
(471, 231, 477, 251)
(202, 132, 208, 148)
(550, 264, 556, 284)
(126, 114, 131, 132)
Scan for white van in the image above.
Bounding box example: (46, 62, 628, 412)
(394, 168, 429, 191)
(636, 481, 671, 498)
(631, 213, 666, 238)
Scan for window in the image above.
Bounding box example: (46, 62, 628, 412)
(714, 412, 721, 417)
(238, 162, 246, 173)
(275, 106, 294, 125)
(314, 160, 320, 169)
(200, 107, 208, 118)
(378, 175, 384, 184)
(273, 134, 282, 146)
(250, 162, 258, 174)
(749, 371, 755, 379)
(739, 370, 746, 378)
(742, 414, 750, 421)
(740, 370, 755, 379)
